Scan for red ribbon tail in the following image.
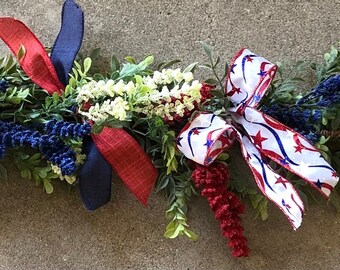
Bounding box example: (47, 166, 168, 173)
(0, 18, 64, 94)
(92, 127, 157, 205)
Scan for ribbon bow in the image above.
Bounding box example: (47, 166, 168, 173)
(0, 0, 157, 208)
(177, 49, 339, 229)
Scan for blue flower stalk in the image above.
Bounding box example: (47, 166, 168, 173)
(297, 75, 340, 106)
(0, 121, 78, 175)
(44, 119, 91, 138)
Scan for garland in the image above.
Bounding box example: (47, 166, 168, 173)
(0, 0, 339, 258)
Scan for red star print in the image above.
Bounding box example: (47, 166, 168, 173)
(227, 86, 241, 97)
(294, 144, 303, 153)
(332, 171, 338, 178)
(193, 128, 200, 135)
(275, 177, 289, 189)
(246, 56, 253, 62)
(251, 131, 267, 148)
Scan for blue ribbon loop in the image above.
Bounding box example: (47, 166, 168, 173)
(51, 0, 113, 210)
(51, 0, 84, 86)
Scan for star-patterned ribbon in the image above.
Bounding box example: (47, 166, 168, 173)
(177, 49, 339, 229)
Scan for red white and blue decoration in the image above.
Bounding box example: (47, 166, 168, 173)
(1, 0, 339, 259)
(177, 49, 339, 229)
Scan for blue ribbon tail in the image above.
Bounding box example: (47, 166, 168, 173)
(79, 136, 112, 210)
(51, 0, 84, 86)
(50, 1, 112, 210)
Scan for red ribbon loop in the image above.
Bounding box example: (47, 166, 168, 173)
(0, 18, 64, 94)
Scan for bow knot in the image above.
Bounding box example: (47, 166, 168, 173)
(178, 49, 339, 229)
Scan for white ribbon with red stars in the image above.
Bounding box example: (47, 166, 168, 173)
(177, 49, 339, 229)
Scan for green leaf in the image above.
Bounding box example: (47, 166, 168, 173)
(213, 108, 225, 116)
(93, 73, 105, 81)
(204, 78, 218, 85)
(183, 229, 198, 240)
(43, 179, 54, 194)
(110, 71, 119, 80)
(28, 112, 41, 119)
(318, 135, 329, 145)
(17, 45, 26, 60)
(164, 227, 179, 239)
(210, 90, 225, 99)
(4, 54, 14, 71)
(217, 153, 229, 161)
(119, 63, 141, 78)
(91, 123, 104, 134)
(89, 48, 101, 60)
(21, 168, 32, 180)
(45, 97, 53, 109)
(158, 59, 181, 70)
(224, 62, 229, 78)
(245, 188, 257, 195)
(200, 41, 213, 62)
(111, 53, 120, 72)
(287, 77, 304, 83)
(199, 64, 212, 69)
(83, 58, 92, 74)
(183, 62, 198, 73)
(259, 199, 268, 220)
(154, 173, 170, 192)
(35, 168, 47, 179)
(124, 56, 136, 64)
(213, 56, 220, 69)
(52, 92, 60, 104)
(74, 61, 82, 71)
(138, 55, 154, 70)
(294, 61, 306, 71)
(250, 194, 263, 208)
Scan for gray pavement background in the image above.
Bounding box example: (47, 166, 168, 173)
(1, 0, 340, 269)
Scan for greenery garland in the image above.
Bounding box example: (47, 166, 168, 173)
(0, 42, 339, 257)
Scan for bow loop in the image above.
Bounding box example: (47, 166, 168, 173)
(0, 18, 64, 94)
(226, 49, 277, 112)
(232, 107, 338, 198)
(177, 114, 236, 166)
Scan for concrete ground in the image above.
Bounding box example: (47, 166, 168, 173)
(1, 0, 340, 269)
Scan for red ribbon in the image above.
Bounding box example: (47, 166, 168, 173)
(0, 18, 64, 94)
(92, 128, 157, 205)
(0, 18, 157, 205)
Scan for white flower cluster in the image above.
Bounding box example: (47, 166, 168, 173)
(51, 164, 76, 185)
(144, 68, 194, 86)
(81, 97, 130, 123)
(76, 68, 202, 123)
(136, 69, 202, 120)
(76, 79, 135, 103)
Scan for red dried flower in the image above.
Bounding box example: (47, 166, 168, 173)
(200, 83, 215, 101)
(191, 163, 249, 257)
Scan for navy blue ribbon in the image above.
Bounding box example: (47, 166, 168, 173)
(79, 136, 112, 210)
(51, 0, 113, 210)
(51, 0, 84, 86)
